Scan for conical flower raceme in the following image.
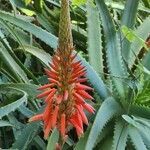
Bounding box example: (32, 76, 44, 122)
(29, 49, 95, 140)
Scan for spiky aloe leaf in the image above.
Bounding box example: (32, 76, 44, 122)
(112, 119, 128, 150)
(98, 136, 113, 150)
(0, 120, 13, 127)
(0, 23, 39, 84)
(128, 17, 150, 68)
(122, 115, 150, 149)
(12, 122, 40, 150)
(130, 104, 150, 119)
(17, 45, 51, 66)
(0, 32, 28, 82)
(7, 113, 24, 140)
(87, 0, 103, 77)
(75, 125, 91, 150)
(34, 136, 47, 150)
(121, 0, 140, 61)
(46, 128, 59, 150)
(95, 0, 126, 98)
(0, 83, 39, 98)
(85, 97, 122, 150)
(0, 10, 57, 49)
(0, 47, 22, 82)
(128, 126, 147, 150)
(0, 87, 27, 118)
(143, 52, 150, 71)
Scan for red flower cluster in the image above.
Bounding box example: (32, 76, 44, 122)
(29, 49, 94, 140)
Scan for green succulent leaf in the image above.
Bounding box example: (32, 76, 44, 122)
(46, 128, 59, 150)
(130, 104, 150, 119)
(12, 122, 40, 150)
(122, 115, 150, 149)
(0, 36, 28, 82)
(112, 119, 128, 150)
(121, 25, 148, 50)
(129, 126, 147, 150)
(75, 125, 91, 150)
(121, 0, 140, 61)
(130, 17, 150, 69)
(87, 0, 103, 77)
(17, 45, 51, 66)
(0, 83, 39, 98)
(85, 97, 122, 150)
(96, 0, 126, 98)
(0, 120, 13, 127)
(0, 87, 28, 118)
(0, 10, 58, 49)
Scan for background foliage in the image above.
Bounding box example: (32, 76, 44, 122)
(0, 0, 150, 149)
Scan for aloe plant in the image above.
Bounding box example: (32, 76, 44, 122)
(0, 0, 150, 149)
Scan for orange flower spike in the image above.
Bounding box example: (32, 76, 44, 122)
(76, 112, 83, 131)
(29, 0, 95, 144)
(56, 94, 63, 104)
(75, 83, 93, 91)
(71, 70, 86, 79)
(63, 90, 69, 101)
(29, 114, 43, 122)
(37, 83, 55, 90)
(37, 89, 53, 99)
(44, 68, 58, 80)
(76, 90, 94, 100)
(51, 106, 59, 128)
(60, 114, 66, 137)
(76, 105, 89, 125)
(76, 78, 87, 83)
(44, 118, 52, 139)
(83, 103, 95, 113)
(55, 143, 61, 150)
(70, 119, 83, 137)
(71, 61, 82, 68)
(43, 102, 51, 119)
(45, 89, 56, 103)
(73, 92, 85, 104)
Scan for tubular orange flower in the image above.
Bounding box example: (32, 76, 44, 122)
(29, 0, 95, 145)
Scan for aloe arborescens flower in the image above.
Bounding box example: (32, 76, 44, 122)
(29, 0, 94, 143)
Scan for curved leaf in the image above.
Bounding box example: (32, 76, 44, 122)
(0, 10, 58, 49)
(0, 43, 28, 83)
(129, 17, 150, 68)
(0, 87, 28, 118)
(121, 0, 140, 61)
(18, 45, 51, 66)
(112, 120, 128, 150)
(46, 128, 59, 150)
(0, 83, 39, 98)
(96, 0, 126, 98)
(130, 104, 150, 119)
(0, 120, 13, 127)
(75, 125, 91, 150)
(129, 126, 147, 150)
(12, 122, 40, 150)
(85, 97, 122, 150)
(87, 1, 103, 77)
(122, 115, 150, 149)
(77, 54, 110, 100)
